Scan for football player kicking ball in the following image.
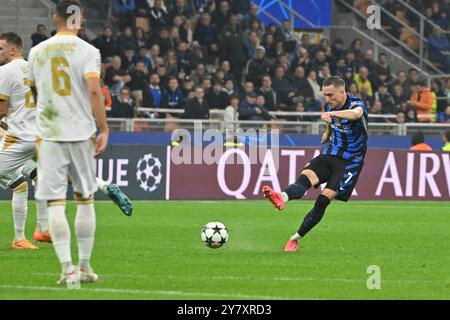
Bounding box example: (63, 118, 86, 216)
(28, 0, 111, 285)
(0, 33, 132, 251)
(263, 76, 369, 252)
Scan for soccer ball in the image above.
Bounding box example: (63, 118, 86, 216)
(136, 154, 163, 192)
(201, 222, 229, 249)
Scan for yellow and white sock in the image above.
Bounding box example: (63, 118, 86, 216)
(48, 201, 72, 273)
(75, 196, 96, 271)
(12, 181, 29, 241)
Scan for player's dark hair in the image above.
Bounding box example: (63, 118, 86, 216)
(323, 76, 345, 89)
(56, 0, 83, 21)
(411, 131, 425, 146)
(0, 32, 23, 50)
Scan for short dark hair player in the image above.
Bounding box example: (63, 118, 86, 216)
(262, 76, 369, 252)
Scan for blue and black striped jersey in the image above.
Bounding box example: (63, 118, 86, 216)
(322, 95, 369, 163)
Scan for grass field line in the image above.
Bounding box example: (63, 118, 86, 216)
(0, 284, 302, 300)
(29, 272, 450, 285)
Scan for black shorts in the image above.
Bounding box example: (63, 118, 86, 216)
(304, 154, 364, 202)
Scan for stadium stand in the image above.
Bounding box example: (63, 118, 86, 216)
(3, 0, 449, 136)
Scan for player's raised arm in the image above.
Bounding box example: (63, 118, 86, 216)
(86, 76, 109, 157)
(328, 107, 364, 121)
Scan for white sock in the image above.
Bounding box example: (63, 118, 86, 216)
(36, 199, 48, 232)
(290, 233, 301, 241)
(96, 178, 108, 195)
(48, 204, 72, 272)
(12, 184, 29, 241)
(281, 192, 289, 203)
(75, 203, 96, 271)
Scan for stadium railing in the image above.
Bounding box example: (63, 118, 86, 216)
(107, 109, 450, 136)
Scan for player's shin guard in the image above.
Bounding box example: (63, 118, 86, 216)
(48, 200, 72, 273)
(11, 179, 29, 241)
(283, 174, 312, 201)
(36, 199, 49, 232)
(74, 195, 96, 271)
(297, 195, 331, 237)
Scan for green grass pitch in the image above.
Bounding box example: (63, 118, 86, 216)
(0, 200, 449, 300)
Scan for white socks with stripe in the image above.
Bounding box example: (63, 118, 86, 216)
(48, 204, 73, 274)
(12, 183, 28, 241)
(75, 203, 96, 272)
(36, 199, 48, 232)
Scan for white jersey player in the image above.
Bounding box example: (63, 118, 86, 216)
(0, 32, 132, 254)
(28, 0, 111, 286)
(0, 32, 47, 249)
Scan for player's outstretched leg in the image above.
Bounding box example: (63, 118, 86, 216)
(284, 194, 332, 252)
(96, 178, 133, 216)
(262, 174, 313, 211)
(10, 178, 38, 250)
(74, 194, 98, 283)
(48, 199, 77, 284)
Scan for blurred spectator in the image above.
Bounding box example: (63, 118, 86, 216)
(404, 68, 419, 94)
(121, 47, 136, 71)
(358, 49, 377, 74)
(428, 26, 450, 73)
(245, 46, 272, 88)
(224, 95, 240, 135)
(408, 80, 433, 123)
(238, 92, 271, 121)
(143, 73, 163, 110)
(191, 63, 208, 86)
(153, 28, 173, 56)
(317, 64, 331, 87)
(169, 0, 193, 23)
(162, 77, 185, 112)
(133, 46, 153, 71)
(241, 3, 260, 29)
(405, 107, 418, 122)
(117, 26, 137, 54)
(396, 111, 406, 124)
(342, 67, 354, 89)
(442, 130, 450, 151)
(177, 41, 194, 73)
(348, 82, 359, 97)
(350, 38, 363, 62)
(272, 66, 296, 106)
(128, 60, 149, 108)
(369, 100, 384, 123)
(305, 70, 323, 112)
(375, 52, 392, 81)
(376, 83, 396, 114)
(409, 131, 432, 151)
(31, 24, 49, 47)
(183, 87, 210, 119)
(93, 27, 117, 62)
(110, 87, 136, 118)
(150, 0, 169, 31)
(371, 69, 390, 93)
(206, 81, 230, 109)
(259, 75, 278, 111)
(360, 86, 374, 110)
(214, 1, 232, 32)
(112, 0, 136, 31)
(194, 13, 219, 55)
(392, 84, 409, 112)
(354, 67, 373, 97)
(331, 38, 346, 60)
(105, 56, 132, 94)
(224, 79, 238, 96)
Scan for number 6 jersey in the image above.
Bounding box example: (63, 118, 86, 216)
(0, 57, 38, 142)
(28, 31, 101, 141)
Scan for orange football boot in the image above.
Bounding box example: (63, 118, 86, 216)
(33, 230, 52, 243)
(12, 239, 39, 250)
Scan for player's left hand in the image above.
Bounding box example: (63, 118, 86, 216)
(95, 131, 109, 158)
(321, 112, 333, 124)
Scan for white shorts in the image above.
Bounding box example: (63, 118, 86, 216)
(36, 139, 97, 200)
(0, 135, 36, 189)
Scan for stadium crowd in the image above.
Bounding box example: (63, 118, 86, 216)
(31, 0, 450, 127)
